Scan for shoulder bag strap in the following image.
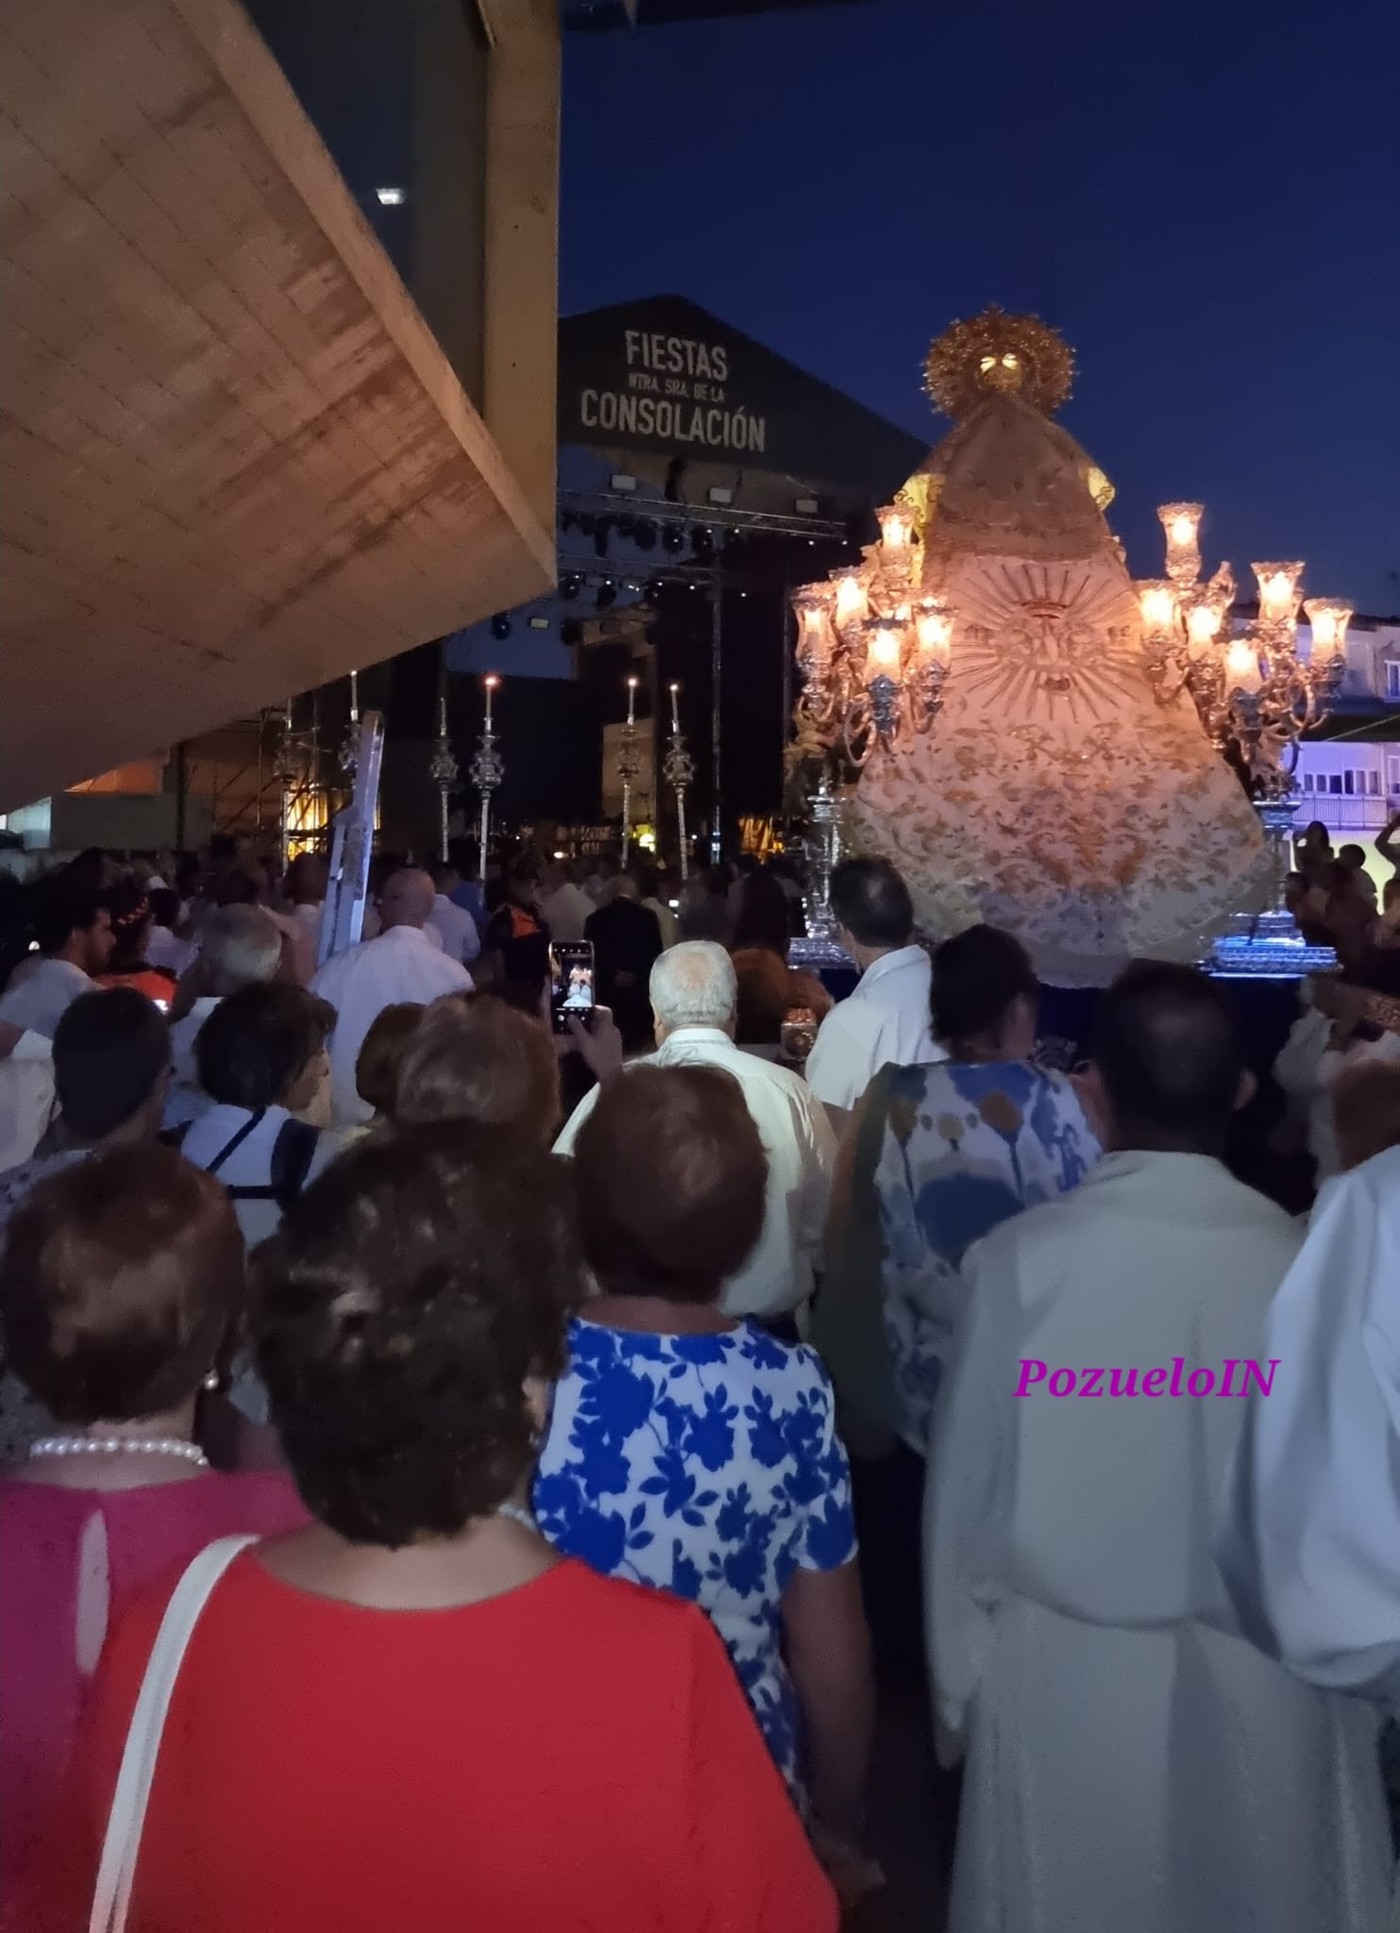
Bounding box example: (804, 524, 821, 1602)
(203, 1110, 266, 1179)
(88, 1534, 258, 1933)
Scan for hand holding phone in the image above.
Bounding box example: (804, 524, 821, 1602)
(550, 942, 596, 1033)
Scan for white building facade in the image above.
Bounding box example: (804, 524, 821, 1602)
(1292, 615, 1400, 841)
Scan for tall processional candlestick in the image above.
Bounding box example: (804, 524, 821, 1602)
(470, 675, 504, 880)
(274, 696, 299, 873)
(428, 687, 459, 864)
(338, 667, 361, 780)
(662, 681, 696, 881)
(618, 676, 641, 859)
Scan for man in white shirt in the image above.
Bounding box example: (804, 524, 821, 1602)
(0, 1025, 57, 1174)
(427, 862, 482, 966)
(164, 905, 285, 1129)
(553, 942, 834, 1327)
(926, 963, 1386, 1933)
(540, 860, 597, 944)
(804, 857, 942, 1128)
(312, 868, 473, 1127)
(0, 883, 115, 1037)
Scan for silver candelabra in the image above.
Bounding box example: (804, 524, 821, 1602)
(470, 676, 504, 879)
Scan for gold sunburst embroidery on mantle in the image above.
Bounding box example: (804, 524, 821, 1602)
(950, 562, 1140, 728)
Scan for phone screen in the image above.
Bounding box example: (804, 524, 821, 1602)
(551, 942, 595, 1033)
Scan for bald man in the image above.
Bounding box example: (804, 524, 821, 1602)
(311, 869, 473, 1126)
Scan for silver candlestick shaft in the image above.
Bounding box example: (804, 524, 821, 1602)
(428, 690, 459, 864)
(339, 667, 361, 780)
(273, 697, 299, 874)
(662, 682, 695, 881)
(617, 677, 641, 861)
(804, 768, 843, 941)
(470, 676, 504, 882)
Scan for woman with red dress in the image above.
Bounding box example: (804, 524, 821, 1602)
(34, 1125, 834, 1932)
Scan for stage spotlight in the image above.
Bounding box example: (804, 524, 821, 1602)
(662, 523, 685, 554)
(490, 613, 512, 640)
(691, 527, 715, 564)
(596, 583, 617, 611)
(560, 573, 582, 600)
(633, 519, 657, 552)
(647, 577, 665, 600)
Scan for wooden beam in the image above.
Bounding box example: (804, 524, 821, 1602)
(482, 0, 560, 537)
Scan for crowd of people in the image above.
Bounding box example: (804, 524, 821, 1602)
(0, 824, 1397, 1931)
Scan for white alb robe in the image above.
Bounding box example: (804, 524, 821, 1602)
(926, 1149, 1390, 1933)
(1220, 1145, 1400, 1710)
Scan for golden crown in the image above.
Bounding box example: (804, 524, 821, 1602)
(923, 306, 1076, 420)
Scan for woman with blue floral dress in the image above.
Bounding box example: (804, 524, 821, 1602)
(817, 924, 1101, 1460)
(535, 1062, 875, 1866)
(813, 925, 1099, 1685)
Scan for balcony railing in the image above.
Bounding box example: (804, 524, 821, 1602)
(1298, 794, 1395, 831)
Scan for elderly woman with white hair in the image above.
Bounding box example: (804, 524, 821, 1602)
(553, 941, 835, 1336)
(165, 905, 287, 1129)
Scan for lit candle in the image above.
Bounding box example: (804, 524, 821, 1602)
(1186, 599, 1221, 652)
(627, 676, 639, 727)
(914, 598, 952, 665)
(869, 625, 902, 669)
(877, 504, 916, 552)
(830, 569, 868, 630)
(1303, 599, 1353, 661)
(669, 682, 680, 732)
(1136, 580, 1177, 637)
(484, 674, 499, 729)
(1225, 639, 1262, 695)
(1252, 561, 1304, 627)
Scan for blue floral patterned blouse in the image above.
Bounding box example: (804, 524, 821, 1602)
(871, 1059, 1099, 1450)
(534, 1316, 857, 1794)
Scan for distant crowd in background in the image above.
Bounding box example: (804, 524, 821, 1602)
(0, 819, 1397, 1930)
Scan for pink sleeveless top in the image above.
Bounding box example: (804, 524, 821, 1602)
(0, 1470, 306, 1891)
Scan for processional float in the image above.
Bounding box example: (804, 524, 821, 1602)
(790, 308, 1350, 982)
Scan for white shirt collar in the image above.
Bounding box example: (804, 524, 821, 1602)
(375, 923, 433, 946)
(655, 1025, 730, 1049)
(857, 944, 928, 990)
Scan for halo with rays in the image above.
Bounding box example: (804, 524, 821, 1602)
(924, 307, 1076, 420)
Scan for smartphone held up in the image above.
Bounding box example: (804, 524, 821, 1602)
(551, 942, 595, 1034)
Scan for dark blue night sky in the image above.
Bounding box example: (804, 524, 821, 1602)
(560, 0, 1400, 615)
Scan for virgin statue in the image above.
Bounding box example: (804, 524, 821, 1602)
(846, 309, 1269, 984)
